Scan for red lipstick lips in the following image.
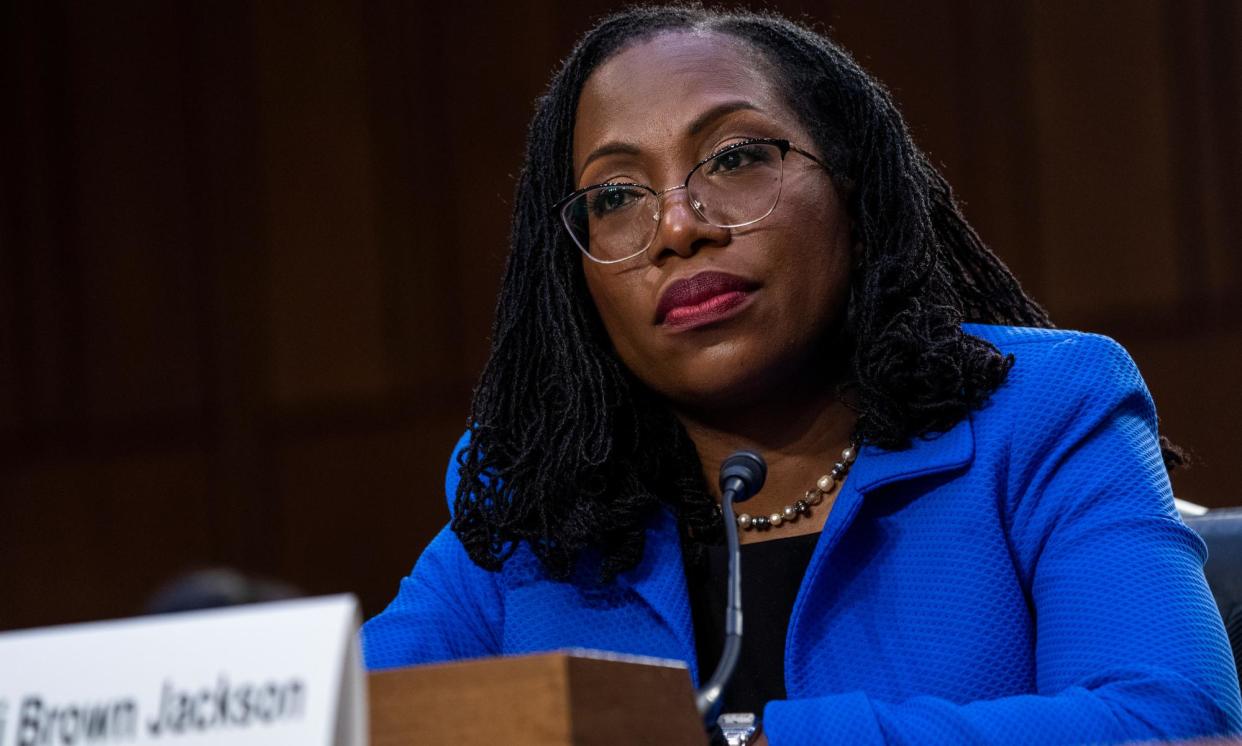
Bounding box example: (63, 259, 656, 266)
(656, 271, 758, 329)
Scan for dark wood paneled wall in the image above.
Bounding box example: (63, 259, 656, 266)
(3, 0, 1239, 632)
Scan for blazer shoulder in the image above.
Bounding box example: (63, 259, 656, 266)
(965, 324, 1142, 388)
(445, 429, 472, 515)
(963, 323, 1117, 354)
(964, 325, 1154, 441)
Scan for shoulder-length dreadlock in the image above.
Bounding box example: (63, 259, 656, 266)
(450, 4, 1180, 581)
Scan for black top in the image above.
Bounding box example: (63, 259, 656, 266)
(687, 531, 821, 714)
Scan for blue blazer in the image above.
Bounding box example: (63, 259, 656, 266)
(363, 325, 1242, 744)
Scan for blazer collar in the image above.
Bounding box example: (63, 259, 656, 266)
(847, 412, 975, 496)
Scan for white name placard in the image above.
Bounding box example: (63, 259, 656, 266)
(0, 595, 365, 746)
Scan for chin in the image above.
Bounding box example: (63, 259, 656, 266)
(658, 337, 832, 414)
(659, 365, 784, 414)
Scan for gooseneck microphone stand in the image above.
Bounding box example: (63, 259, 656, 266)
(695, 450, 768, 724)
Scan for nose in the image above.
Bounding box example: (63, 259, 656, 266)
(644, 187, 730, 265)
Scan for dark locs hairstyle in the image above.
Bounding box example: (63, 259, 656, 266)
(451, 5, 1179, 581)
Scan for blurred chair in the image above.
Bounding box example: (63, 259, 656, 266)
(1184, 508, 1242, 686)
(144, 568, 302, 615)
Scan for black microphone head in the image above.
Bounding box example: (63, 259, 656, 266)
(719, 450, 767, 502)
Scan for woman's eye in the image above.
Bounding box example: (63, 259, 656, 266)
(705, 143, 770, 176)
(713, 151, 747, 172)
(588, 186, 643, 217)
(715, 142, 770, 172)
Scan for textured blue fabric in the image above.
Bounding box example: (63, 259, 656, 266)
(363, 325, 1242, 744)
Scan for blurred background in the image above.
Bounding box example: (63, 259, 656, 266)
(2, 0, 1239, 632)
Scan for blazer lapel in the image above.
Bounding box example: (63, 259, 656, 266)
(614, 507, 701, 684)
(788, 415, 977, 659)
(612, 417, 977, 690)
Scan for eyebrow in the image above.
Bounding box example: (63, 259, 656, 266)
(576, 100, 762, 184)
(686, 100, 759, 136)
(577, 142, 643, 184)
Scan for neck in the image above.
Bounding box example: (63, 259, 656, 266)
(673, 371, 857, 541)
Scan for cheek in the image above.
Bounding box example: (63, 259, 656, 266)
(770, 187, 853, 330)
(582, 268, 646, 357)
(788, 180, 851, 252)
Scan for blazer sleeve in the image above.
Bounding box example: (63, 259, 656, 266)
(361, 432, 504, 670)
(762, 334, 1242, 744)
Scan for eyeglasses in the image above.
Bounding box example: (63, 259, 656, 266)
(554, 138, 826, 264)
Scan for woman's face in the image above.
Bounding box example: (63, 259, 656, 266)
(573, 31, 853, 412)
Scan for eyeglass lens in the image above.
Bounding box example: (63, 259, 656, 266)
(563, 141, 785, 262)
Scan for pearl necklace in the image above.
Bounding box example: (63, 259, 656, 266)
(736, 443, 858, 532)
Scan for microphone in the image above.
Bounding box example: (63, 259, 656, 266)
(695, 450, 767, 723)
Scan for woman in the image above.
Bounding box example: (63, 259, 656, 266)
(363, 6, 1242, 743)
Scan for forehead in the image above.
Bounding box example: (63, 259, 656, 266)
(573, 31, 788, 163)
